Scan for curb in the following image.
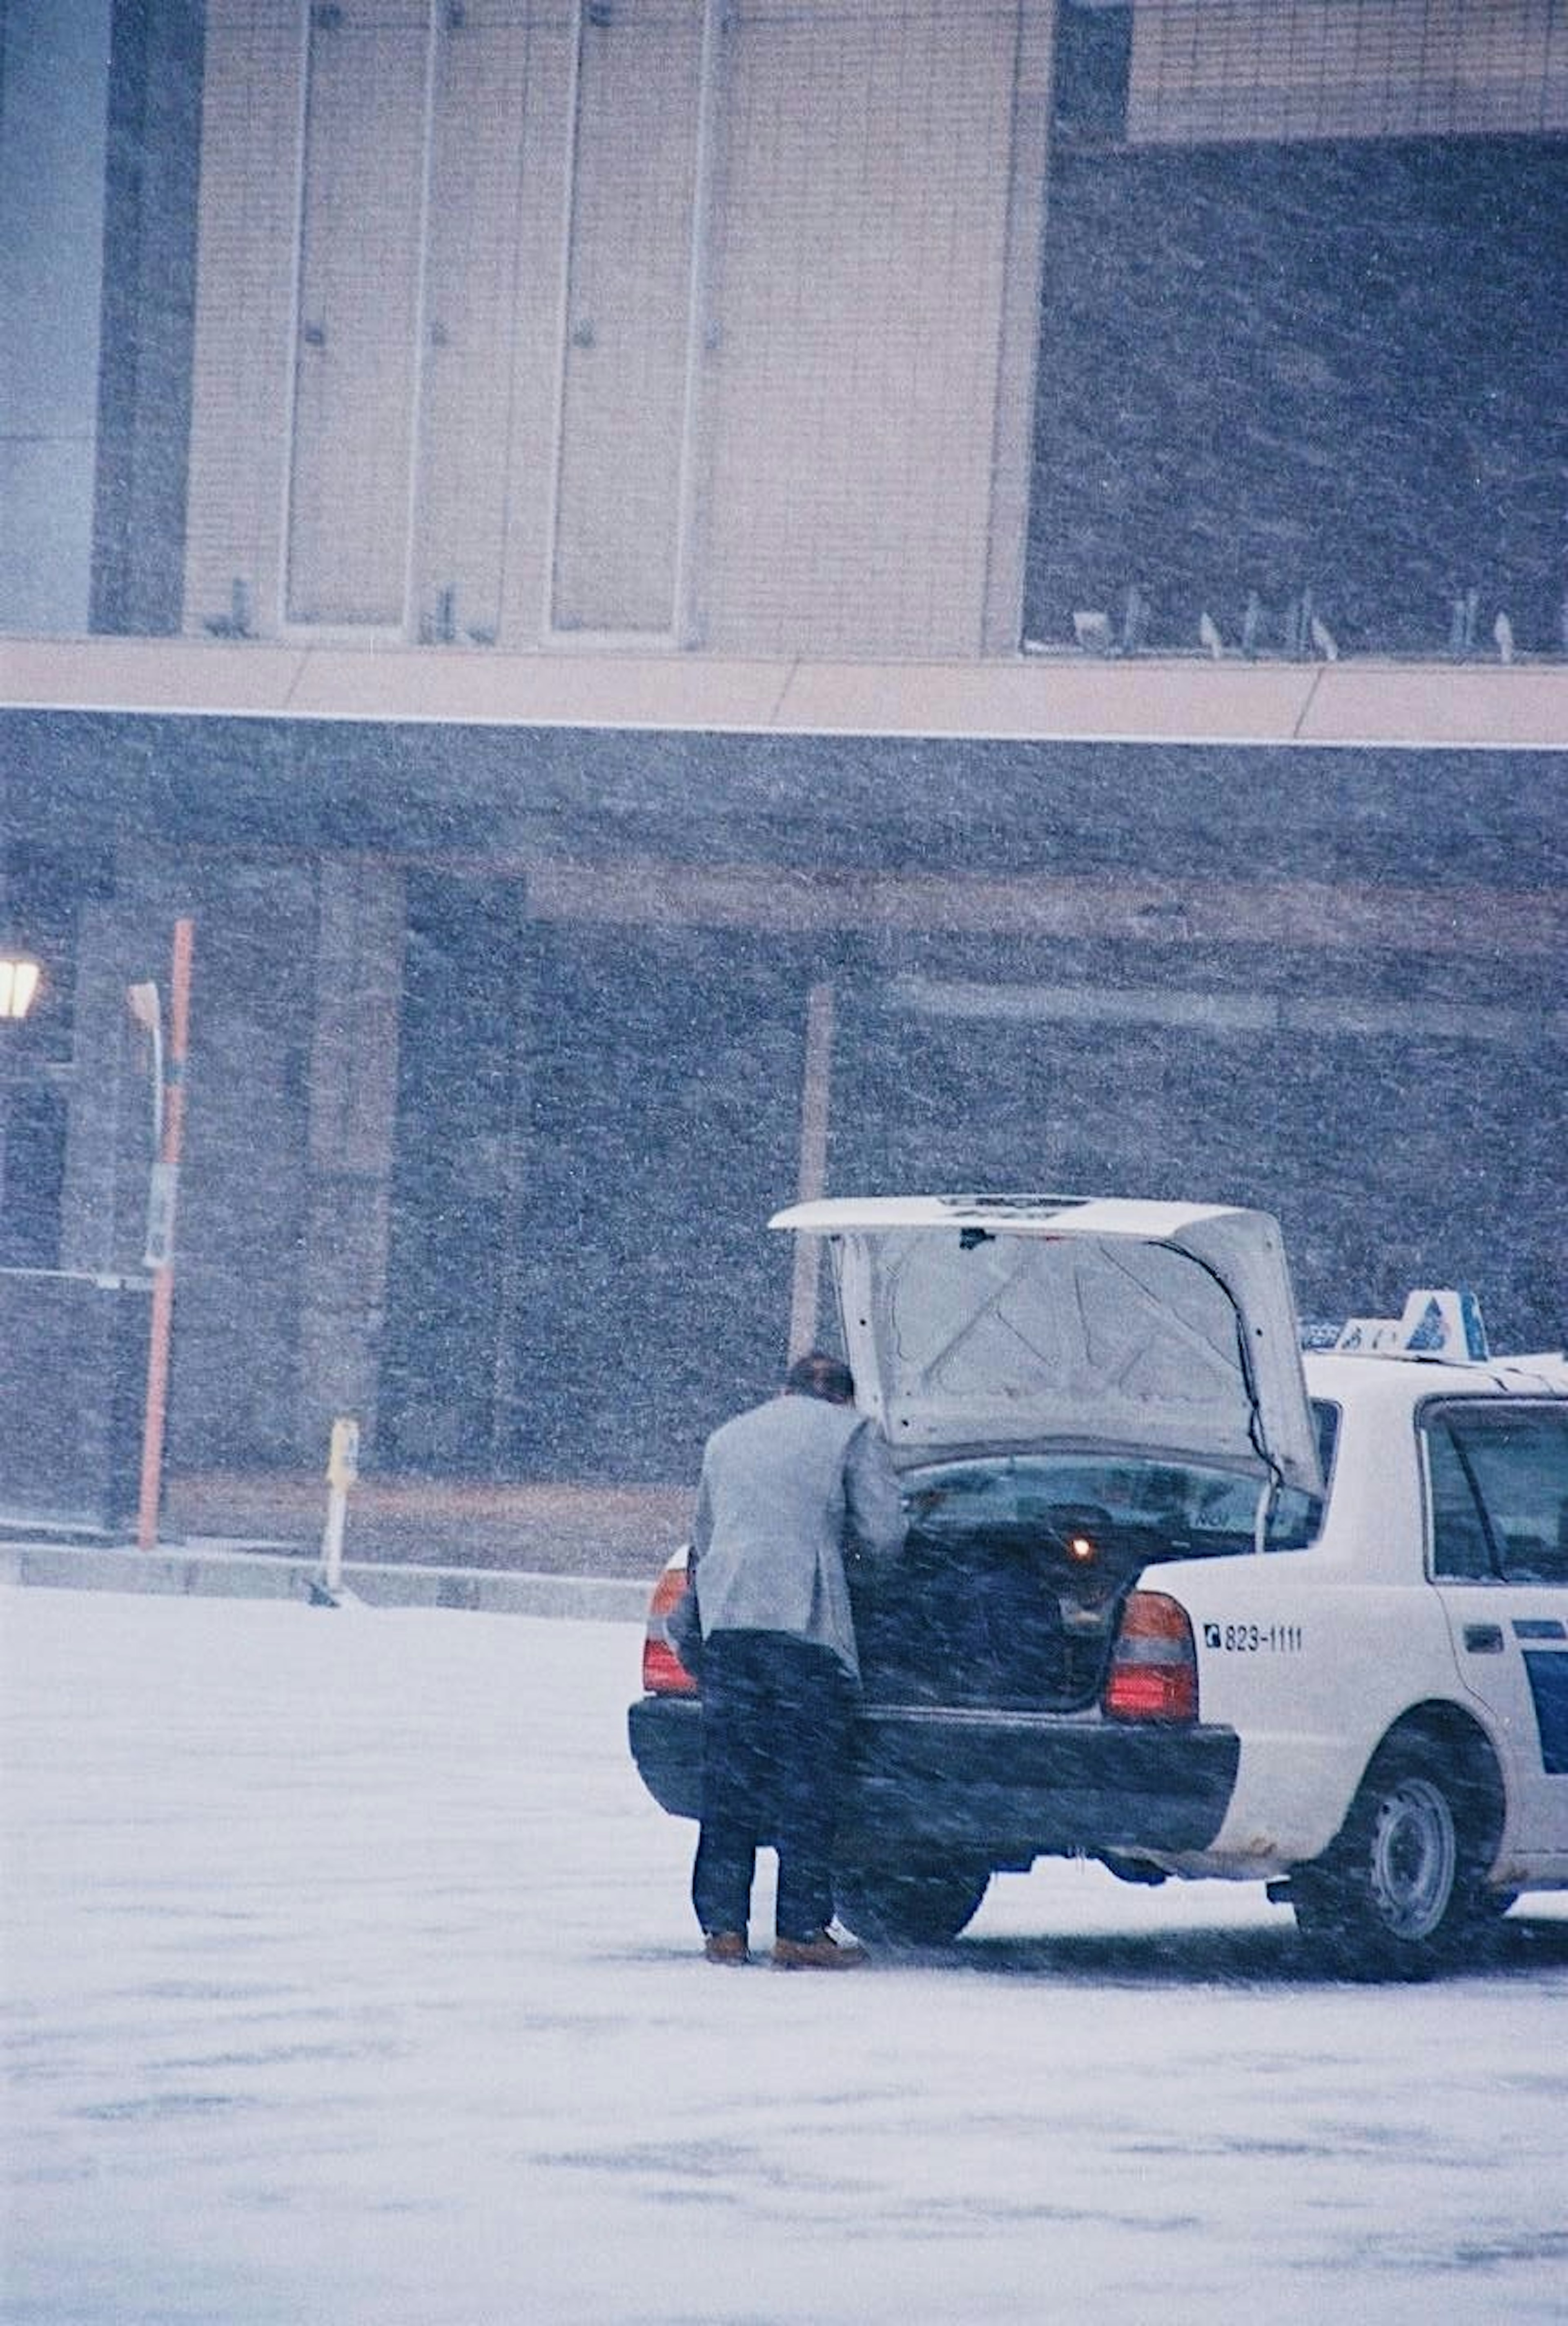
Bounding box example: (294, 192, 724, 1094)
(0, 1540, 651, 1622)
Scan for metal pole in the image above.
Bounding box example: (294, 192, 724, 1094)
(136, 918, 194, 1550)
(787, 979, 834, 1361)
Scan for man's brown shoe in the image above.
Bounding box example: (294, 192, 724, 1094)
(772, 1929, 869, 1970)
(703, 1930, 749, 1965)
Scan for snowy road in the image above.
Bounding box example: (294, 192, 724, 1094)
(3, 1587, 1566, 2326)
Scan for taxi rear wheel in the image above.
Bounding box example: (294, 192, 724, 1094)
(833, 1859, 991, 1946)
(1291, 1732, 1501, 1979)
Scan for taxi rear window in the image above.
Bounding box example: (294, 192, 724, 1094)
(901, 1401, 1338, 1556)
(1193, 1399, 1338, 1550)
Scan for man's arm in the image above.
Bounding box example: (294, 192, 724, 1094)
(844, 1423, 905, 1559)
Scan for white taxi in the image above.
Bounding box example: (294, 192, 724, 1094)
(628, 1197, 1568, 1976)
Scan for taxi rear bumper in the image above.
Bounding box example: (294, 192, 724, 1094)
(628, 1694, 1241, 1864)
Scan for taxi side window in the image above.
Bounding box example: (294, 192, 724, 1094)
(1425, 1420, 1494, 1578)
(1423, 1402, 1568, 1585)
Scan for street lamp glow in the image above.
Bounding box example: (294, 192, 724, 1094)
(0, 953, 42, 1021)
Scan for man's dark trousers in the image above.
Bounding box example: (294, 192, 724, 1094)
(692, 1629, 855, 1943)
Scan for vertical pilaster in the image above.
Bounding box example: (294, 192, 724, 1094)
(56, 895, 145, 1276)
(294, 858, 405, 1457)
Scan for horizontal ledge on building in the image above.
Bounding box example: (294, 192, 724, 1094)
(3, 636, 1567, 750)
(888, 977, 1568, 1043)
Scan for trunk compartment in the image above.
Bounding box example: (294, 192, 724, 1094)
(851, 1502, 1188, 1712)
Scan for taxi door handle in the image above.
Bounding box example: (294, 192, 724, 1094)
(1462, 1624, 1505, 1655)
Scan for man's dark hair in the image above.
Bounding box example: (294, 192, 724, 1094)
(785, 1350, 855, 1405)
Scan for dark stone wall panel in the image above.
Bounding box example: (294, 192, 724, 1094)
(1027, 137, 1568, 659)
(91, 0, 205, 635)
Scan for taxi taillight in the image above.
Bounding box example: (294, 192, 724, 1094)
(642, 1564, 698, 1697)
(1102, 1590, 1198, 1723)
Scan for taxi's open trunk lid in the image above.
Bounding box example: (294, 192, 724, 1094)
(771, 1194, 1321, 1494)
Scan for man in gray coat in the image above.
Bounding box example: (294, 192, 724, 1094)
(686, 1349, 905, 1968)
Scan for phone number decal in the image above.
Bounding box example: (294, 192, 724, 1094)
(1202, 1622, 1304, 1653)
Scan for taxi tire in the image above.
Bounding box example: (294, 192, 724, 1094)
(1291, 1731, 1503, 1981)
(833, 1859, 992, 1947)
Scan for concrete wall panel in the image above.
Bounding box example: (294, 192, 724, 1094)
(550, 0, 706, 634)
(699, 0, 1029, 656)
(285, 7, 430, 625)
(182, 1, 307, 638)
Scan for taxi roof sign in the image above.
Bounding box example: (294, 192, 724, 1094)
(1331, 1286, 1489, 1363)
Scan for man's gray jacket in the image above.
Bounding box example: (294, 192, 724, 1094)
(690, 1392, 905, 1678)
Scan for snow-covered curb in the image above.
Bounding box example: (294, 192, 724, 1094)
(0, 1540, 650, 1620)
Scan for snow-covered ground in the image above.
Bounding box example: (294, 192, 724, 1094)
(3, 1586, 1565, 2326)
